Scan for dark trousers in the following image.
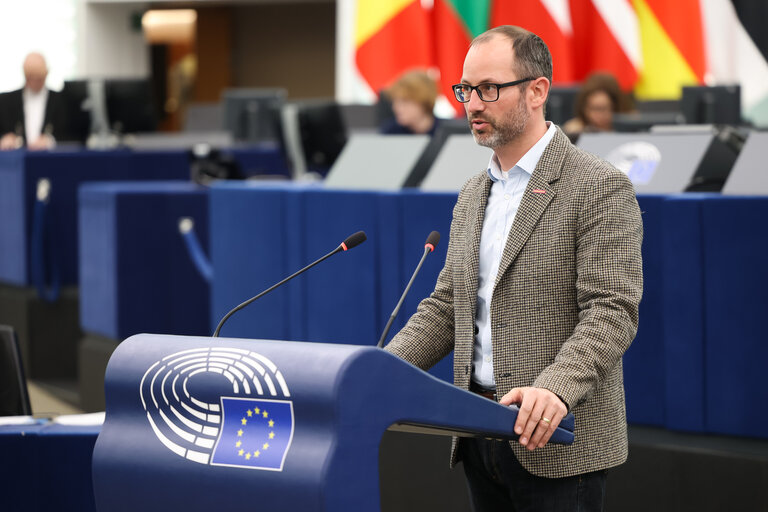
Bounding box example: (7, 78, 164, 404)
(460, 437, 606, 512)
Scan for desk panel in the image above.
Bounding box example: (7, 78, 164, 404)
(0, 422, 98, 512)
(0, 147, 286, 290)
(79, 182, 209, 340)
(701, 197, 768, 438)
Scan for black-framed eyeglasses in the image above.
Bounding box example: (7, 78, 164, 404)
(451, 77, 536, 103)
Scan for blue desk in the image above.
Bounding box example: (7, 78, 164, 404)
(0, 150, 189, 288)
(209, 183, 456, 383)
(697, 196, 768, 438)
(0, 421, 99, 512)
(0, 146, 287, 290)
(78, 182, 210, 340)
(623, 195, 667, 427)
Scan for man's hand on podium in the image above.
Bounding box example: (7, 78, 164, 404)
(0, 132, 21, 150)
(500, 387, 568, 451)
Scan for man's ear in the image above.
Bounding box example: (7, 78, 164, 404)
(529, 77, 551, 110)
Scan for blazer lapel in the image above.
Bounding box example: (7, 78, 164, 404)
(463, 175, 492, 308)
(493, 128, 569, 289)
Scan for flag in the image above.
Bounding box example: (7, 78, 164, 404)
(210, 397, 294, 471)
(569, 0, 640, 90)
(355, 0, 433, 95)
(632, 0, 705, 99)
(701, 0, 768, 126)
(491, 0, 575, 84)
(431, 0, 490, 116)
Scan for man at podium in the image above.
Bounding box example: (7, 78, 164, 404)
(384, 25, 643, 511)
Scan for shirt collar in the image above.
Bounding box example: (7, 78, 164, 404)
(486, 121, 556, 182)
(23, 87, 47, 102)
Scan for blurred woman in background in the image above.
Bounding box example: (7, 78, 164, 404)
(563, 72, 633, 137)
(380, 70, 440, 136)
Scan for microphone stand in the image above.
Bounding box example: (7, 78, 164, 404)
(377, 245, 433, 348)
(213, 231, 366, 337)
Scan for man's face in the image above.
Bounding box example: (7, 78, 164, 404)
(461, 37, 531, 149)
(23, 54, 48, 94)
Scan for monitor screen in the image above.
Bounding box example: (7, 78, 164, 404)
(104, 78, 158, 134)
(60, 80, 91, 142)
(222, 88, 286, 143)
(296, 101, 347, 175)
(546, 85, 580, 126)
(0, 325, 31, 416)
(681, 85, 742, 125)
(612, 112, 684, 132)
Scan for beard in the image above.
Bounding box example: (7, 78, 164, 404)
(469, 94, 530, 149)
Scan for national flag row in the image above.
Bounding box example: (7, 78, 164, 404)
(343, 0, 768, 124)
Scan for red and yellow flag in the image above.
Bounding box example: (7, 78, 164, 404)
(633, 0, 705, 99)
(355, 0, 433, 95)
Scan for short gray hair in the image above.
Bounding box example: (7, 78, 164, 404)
(471, 25, 553, 85)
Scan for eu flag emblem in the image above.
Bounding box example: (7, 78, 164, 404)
(210, 397, 294, 471)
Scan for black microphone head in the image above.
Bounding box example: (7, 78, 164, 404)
(341, 231, 367, 251)
(425, 231, 440, 252)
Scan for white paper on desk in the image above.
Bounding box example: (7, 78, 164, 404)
(52, 412, 105, 426)
(0, 415, 37, 426)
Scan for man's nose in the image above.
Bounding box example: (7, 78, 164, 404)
(467, 89, 485, 113)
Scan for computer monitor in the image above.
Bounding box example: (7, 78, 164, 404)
(681, 85, 742, 125)
(546, 85, 580, 126)
(104, 78, 158, 134)
(0, 325, 32, 416)
(296, 100, 348, 175)
(612, 112, 684, 132)
(60, 79, 91, 142)
(222, 88, 286, 143)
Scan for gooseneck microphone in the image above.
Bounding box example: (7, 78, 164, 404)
(377, 231, 440, 348)
(213, 231, 367, 337)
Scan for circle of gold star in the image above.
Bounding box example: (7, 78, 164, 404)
(236, 407, 277, 457)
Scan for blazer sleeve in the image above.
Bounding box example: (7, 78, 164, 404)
(533, 167, 643, 410)
(0, 91, 19, 135)
(383, 180, 474, 370)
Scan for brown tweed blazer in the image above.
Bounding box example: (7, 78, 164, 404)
(385, 127, 643, 479)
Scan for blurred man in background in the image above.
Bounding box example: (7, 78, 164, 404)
(0, 52, 67, 150)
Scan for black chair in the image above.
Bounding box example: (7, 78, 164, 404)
(0, 325, 32, 416)
(547, 85, 580, 126)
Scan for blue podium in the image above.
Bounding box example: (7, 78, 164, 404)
(93, 334, 570, 511)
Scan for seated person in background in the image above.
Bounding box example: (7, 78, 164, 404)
(0, 52, 66, 151)
(380, 70, 441, 136)
(563, 72, 633, 137)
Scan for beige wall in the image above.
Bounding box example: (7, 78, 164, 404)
(231, 2, 336, 99)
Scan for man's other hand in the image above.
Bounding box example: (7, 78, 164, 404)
(500, 386, 568, 451)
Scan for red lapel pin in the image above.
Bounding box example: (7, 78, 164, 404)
(532, 189, 546, 194)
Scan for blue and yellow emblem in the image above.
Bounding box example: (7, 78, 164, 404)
(211, 397, 294, 471)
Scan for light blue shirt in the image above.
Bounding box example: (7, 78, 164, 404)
(473, 122, 556, 388)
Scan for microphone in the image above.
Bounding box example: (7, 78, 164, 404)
(377, 231, 440, 348)
(213, 230, 367, 337)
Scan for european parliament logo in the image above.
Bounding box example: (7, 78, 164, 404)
(139, 347, 295, 471)
(605, 141, 662, 186)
